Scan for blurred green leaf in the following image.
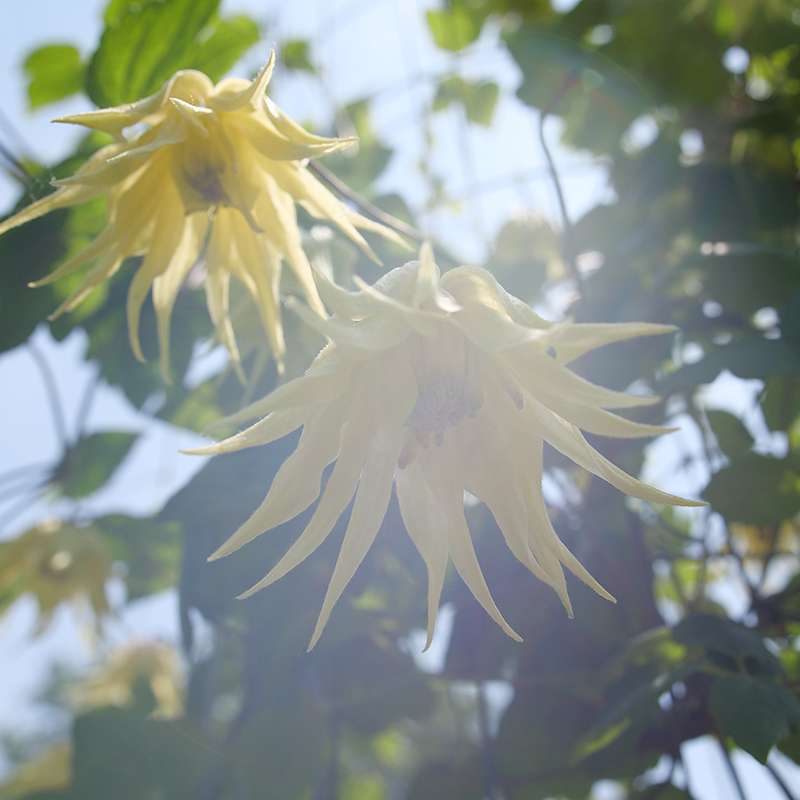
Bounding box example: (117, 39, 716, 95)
(281, 38, 315, 72)
(703, 453, 800, 525)
(705, 409, 754, 458)
(426, 7, 484, 52)
(52, 432, 138, 499)
(433, 77, 499, 126)
(87, 0, 258, 107)
(188, 15, 260, 80)
(23, 44, 84, 109)
(710, 674, 800, 762)
(69, 708, 211, 799)
(673, 613, 780, 675)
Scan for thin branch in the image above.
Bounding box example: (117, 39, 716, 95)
(536, 111, 584, 298)
(27, 341, 69, 449)
(75, 368, 101, 439)
(0, 490, 43, 533)
(0, 462, 48, 486)
(476, 682, 503, 800)
(309, 160, 423, 243)
(716, 739, 747, 800)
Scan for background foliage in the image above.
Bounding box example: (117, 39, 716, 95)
(1, 1, 799, 798)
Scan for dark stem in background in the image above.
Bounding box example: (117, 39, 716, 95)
(476, 681, 502, 800)
(75, 368, 100, 440)
(0, 462, 47, 486)
(27, 341, 69, 449)
(537, 111, 584, 298)
(765, 760, 798, 800)
(716, 738, 747, 800)
(0, 490, 44, 533)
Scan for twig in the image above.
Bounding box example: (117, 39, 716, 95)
(309, 160, 423, 243)
(536, 111, 583, 298)
(0, 490, 43, 533)
(0, 462, 48, 486)
(716, 738, 747, 800)
(75, 368, 101, 439)
(476, 682, 502, 800)
(27, 341, 69, 449)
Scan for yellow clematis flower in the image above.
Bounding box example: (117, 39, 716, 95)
(0, 519, 112, 632)
(0, 51, 402, 376)
(189, 246, 702, 650)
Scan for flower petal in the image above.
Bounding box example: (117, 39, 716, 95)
(307, 426, 406, 650)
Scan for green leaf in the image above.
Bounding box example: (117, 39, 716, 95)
(281, 38, 315, 72)
(673, 613, 780, 675)
(705, 409, 753, 457)
(88, 0, 219, 106)
(87, 0, 258, 107)
(52, 432, 138, 499)
(432, 77, 500, 127)
(426, 7, 484, 51)
(188, 15, 261, 81)
(710, 674, 800, 762)
(23, 44, 85, 109)
(70, 708, 211, 798)
(660, 336, 800, 394)
(703, 453, 800, 525)
(95, 514, 181, 600)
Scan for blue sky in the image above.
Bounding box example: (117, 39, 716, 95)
(0, 2, 798, 797)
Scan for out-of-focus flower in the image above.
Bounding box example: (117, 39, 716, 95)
(0, 51, 403, 376)
(189, 246, 702, 649)
(0, 519, 112, 632)
(0, 742, 71, 799)
(72, 641, 183, 718)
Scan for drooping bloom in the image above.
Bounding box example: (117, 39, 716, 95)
(0, 51, 402, 376)
(0, 519, 112, 632)
(190, 246, 702, 649)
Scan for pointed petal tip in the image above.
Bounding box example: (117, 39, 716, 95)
(179, 444, 216, 457)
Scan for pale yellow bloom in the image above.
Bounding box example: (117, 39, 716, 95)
(72, 642, 183, 718)
(0, 520, 112, 631)
(0, 51, 402, 376)
(190, 246, 702, 649)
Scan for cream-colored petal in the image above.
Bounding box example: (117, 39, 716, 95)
(506, 351, 661, 410)
(525, 440, 615, 603)
(254, 172, 325, 315)
(441, 266, 552, 330)
(287, 297, 412, 353)
(28, 226, 119, 287)
(218, 369, 348, 428)
(525, 399, 704, 507)
(396, 457, 449, 651)
(307, 426, 405, 649)
(463, 418, 562, 590)
(269, 160, 379, 263)
(234, 113, 354, 161)
(437, 463, 522, 642)
(348, 210, 412, 252)
(542, 399, 676, 439)
(0, 184, 94, 237)
(152, 214, 208, 379)
(49, 252, 123, 319)
(237, 415, 372, 597)
(126, 194, 186, 361)
(208, 399, 348, 561)
(184, 408, 307, 456)
(204, 217, 240, 364)
(210, 50, 276, 111)
(542, 322, 676, 365)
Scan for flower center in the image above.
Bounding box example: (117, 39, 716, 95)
(406, 332, 483, 448)
(184, 165, 228, 206)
